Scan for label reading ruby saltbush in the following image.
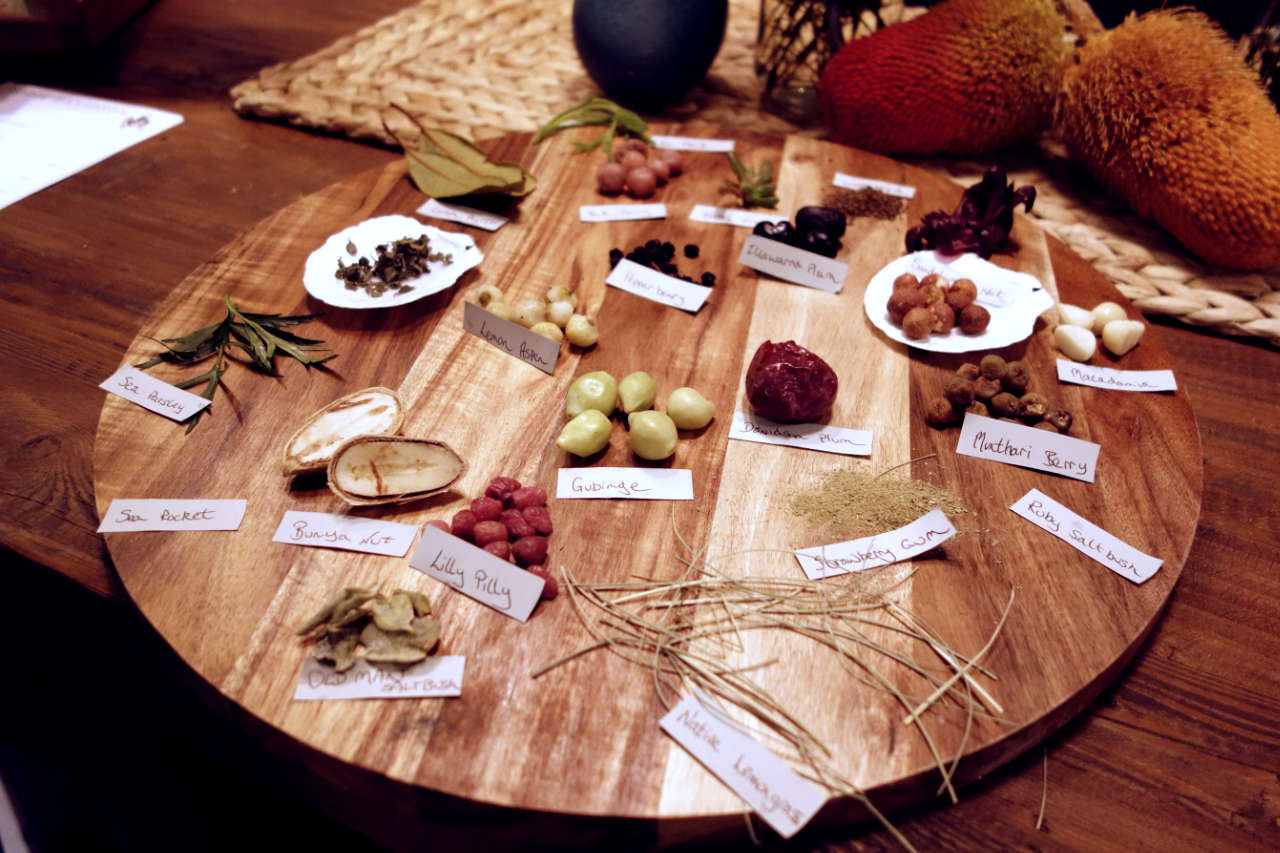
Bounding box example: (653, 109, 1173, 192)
(1010, 489, 1162, 583)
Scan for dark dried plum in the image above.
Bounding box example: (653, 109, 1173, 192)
(796, 205, 846, 239)
(752, 220, 794, 243)
(744, 340, 838, 424)
(797, 229, 838, 258)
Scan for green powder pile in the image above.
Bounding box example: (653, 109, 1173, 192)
(788, 468, 968, 541)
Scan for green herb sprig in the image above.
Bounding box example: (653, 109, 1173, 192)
(135, 294, 337, 432)
(532, 97, 652, 159)
(722, 152, 780, 208)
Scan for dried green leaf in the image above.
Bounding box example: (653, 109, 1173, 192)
(406, 615, 442, 653)
(395, 589, 433, 617)
(370, 593, 415, 632)
(364, 643, 428, 665)
(389, 105, 535, 199)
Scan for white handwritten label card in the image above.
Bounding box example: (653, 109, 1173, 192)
(1056, 359, 1178, 393)
(1010, 489, 1162, 583)
(463, 301, 560, 375)
(271, 511, 418, 557)
(97, 498, 246, 533)
(957, 413, 1100, 483)
(556, 467, 694, 500)
(660, 692, 825, 839)
(729, 412, 872, 457)
(294, 655, 465, 700)
(688, 205, 788, 230)
(409, 525, 544, 622)
(579, 203, 667, 223)
(794, 508, 957, 580)
(650, 135, 735, 152)
(100, 365, 211, 423)
(605, 258, 711, 313)
(417, 198, 509, 231)
(738, 235, 849, 293)
(832, 172, 917, 199)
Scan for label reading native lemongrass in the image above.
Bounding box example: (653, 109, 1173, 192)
(660, 691, 825, 839)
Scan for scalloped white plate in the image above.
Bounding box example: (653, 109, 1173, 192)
(302, 214, 483, 309)
(864, 251, 1055, 353)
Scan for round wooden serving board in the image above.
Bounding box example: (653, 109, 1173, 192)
(94, 126, 1201, 839)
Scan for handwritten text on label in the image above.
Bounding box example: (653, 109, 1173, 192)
(605, 258, 710, 313)
(688, 205, 788, 230)
(794, 508, 956, 579)
(409, 525, 544, 622)
(1010, 489, 1162, 583)
(832, 172, 917, 198)
(650, 135, 735, 152)
(729, 412, 872, 457)
(99, 365, 211, 422)
(294, 655, 465, 700)
(738, 235, 849, 293)
(270, 510, 417, 557)
(417, 198, 509, 231)
(97, 498, 246, 533)
(660, 692, 825, 839)
(556, 467, 693, 500)
(463, 301, 559, 375)
(579, 203, 667, 223)
(1056, 359, 1177, 393)
(956, 413, 1099, 483)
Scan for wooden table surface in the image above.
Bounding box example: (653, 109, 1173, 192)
(2, 1, 1277, 850)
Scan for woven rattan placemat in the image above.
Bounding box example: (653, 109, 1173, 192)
(231, 0, 1280, 346)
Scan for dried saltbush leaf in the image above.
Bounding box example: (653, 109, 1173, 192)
(396, 589, 433, 617)
(314, 632, 361, 673)
(328, 587, 376, 627)
(297, 586, 373, 635)
(370, 592, 415, 632)
(282, 387, 404, 476)
(327, 436, 465, 506)
(406, 616, 442, 653)
(364, 643, 429, 665)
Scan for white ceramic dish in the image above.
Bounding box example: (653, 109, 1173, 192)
(863, 251, 1055, 353)
(302, 214, 483, 309)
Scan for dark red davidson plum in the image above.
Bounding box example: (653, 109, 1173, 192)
(744, 340, 838, 424)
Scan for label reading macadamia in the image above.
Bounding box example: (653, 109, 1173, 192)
(660, 691, 825, 839)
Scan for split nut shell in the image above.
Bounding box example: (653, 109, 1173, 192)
(282, 387, 404, 476)
(327, 436, 465, 505)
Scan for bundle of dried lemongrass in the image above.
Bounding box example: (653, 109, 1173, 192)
(533, 507, 1014, 849)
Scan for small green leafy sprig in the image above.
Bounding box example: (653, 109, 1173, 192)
(135, 294, 337, 432)
(722, 152, 779, 208)
(533, 97, 653, 159)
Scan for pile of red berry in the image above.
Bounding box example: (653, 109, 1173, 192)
(429, 476, 558, 600)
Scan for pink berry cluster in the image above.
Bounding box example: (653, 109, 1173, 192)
(429, 476, 558, 600)
(595, 139, 684, 199)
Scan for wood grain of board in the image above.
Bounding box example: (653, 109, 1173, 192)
(92, 126, 1201, 831)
